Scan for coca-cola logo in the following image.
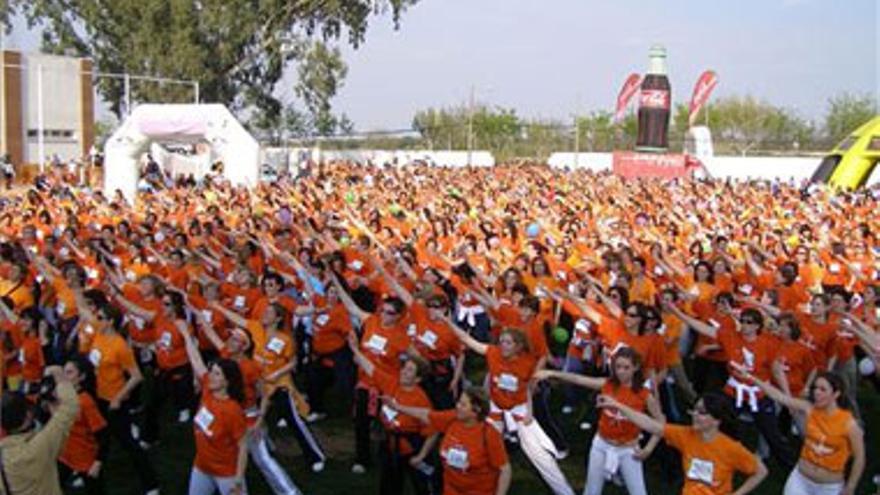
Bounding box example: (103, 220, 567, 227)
(640, 90, 670, 110)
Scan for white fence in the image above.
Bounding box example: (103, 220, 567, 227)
(548, 152, 820, 182)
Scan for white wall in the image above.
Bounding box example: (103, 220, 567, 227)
(21, 53, 83, 162)
(547, 151, 820, 181)
(301, 149, 495, 168)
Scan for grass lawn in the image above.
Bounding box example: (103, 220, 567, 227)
(95, 372, 880, 495)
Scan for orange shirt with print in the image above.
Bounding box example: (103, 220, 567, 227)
(485, 346, 537, 409)
(598, 382, 649, 444)
(59, 391, 107, 473)
(409, 303, 463, 362)
(119, 285, 159, 345)
(775, 339, 816, 397)
(372, 367, 434, 453)
(664, 424, 758, 495)
(248, 321, 296, 390)
(153, 318, 189, 370)
(428, 410, 508, 495)
(801, 407, 854, 473)
(193, 376, 247, 478)
(311, 301, 353, 356)
(357, 314, 411, 388)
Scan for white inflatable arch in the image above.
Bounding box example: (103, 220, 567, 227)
(104, 104, 259, 202)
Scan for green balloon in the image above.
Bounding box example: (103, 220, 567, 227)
(389, 204, 402, 214)
(339, 236, 351, 247)
(552, 326, 569, 343)
(344, 192, 356, 204)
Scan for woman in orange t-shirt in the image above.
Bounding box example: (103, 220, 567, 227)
(739, 368, 865, 495)
(536, 347, 663, 495)
(600, 391, 768, 495)
(178, 321, 248, 495)
(390, 387, 512, 495)
(58, 356, 108, 495)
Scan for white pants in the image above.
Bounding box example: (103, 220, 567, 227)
(584, 435, 647, 495)
(188, 467, 247, 495)
(783, 468, 844, 495)
(248, 430, 302, 495)
(514, 420, 575, 495)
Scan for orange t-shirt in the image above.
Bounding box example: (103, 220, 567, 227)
(429, 411, 508, 495)
(775, 339, 816, 397)
(408, 303, 463, 362)
(153, 318, 189, 370)
(598, 382, 650, 444)
(88, 331, 137, 401)
(19, 334, 45, 382)
(800, 407, 854, 473)
(311, 302, 353, 356)
(485, 346, 537, 409)
(357, 315, 411, 388)
(248, 321, 295, 390)
(664, 424, 759, 495)
(372, 368, 434, 454)
(193, 376, 247, 478)
(59, 391, 107, 472)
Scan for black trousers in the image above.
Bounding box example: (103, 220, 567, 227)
(740, 397, 797, 471)
(422, 358, 457, 410)
(96, 398, 158, 492)
(268, 387, 326, 465)
(306, 347, 355, 414)
(58, 462, 105, 495)
(379, 432, 435, 495)
(532, 381, 569, 453)
(692, 357, 728, 394)
(142, 364, 194, 444)
(354, 387, 376, 467)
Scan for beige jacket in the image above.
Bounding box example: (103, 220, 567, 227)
(0, 380, 80, 495)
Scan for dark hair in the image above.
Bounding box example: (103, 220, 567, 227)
(462, 386, 490, 421)
(402, 351, 431, 381)
(381, 296, 406, 316)
(700, 392, 739, 437)
(693, 260, 715, 284)
(811, 372, 851, 409)
(609, 347, 645, 392)
(498, 327, 531, 354)
(165, 290, 188, 320)
(212, 358, 245, 405)
(1, 391, 33, 433)
(261, 271, 285, 290)
(519, 295, 540, 314)
(607, 286, 630, 309)
(65, 355, 98, 396)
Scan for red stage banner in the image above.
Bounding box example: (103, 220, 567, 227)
(614, 73, 642, 122)
(688, 70, 718, 126)
(612, 151, 693, 179)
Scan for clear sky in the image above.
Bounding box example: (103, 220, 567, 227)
(5, 0, 878, 130)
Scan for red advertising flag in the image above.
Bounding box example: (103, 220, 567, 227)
(615, 73, 642, 122)
(688, 70, 718, 126)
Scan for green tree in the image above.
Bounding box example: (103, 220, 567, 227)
(824, 92, 878, 145)
(705, 95, 813, 155)
(19, 0, 417, 120)
(295, 42, 350, 136)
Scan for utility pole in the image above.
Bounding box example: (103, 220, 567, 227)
(37, 64, 45, 173)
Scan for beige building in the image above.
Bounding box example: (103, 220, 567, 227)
(1, 50, 94, 167)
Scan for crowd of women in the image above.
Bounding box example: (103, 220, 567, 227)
(0, 162, 877, 495)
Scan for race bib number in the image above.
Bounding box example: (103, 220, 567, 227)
(653, 266, 664, 276)
(496, 373, 519, 392)
(234, 295, 246, 308)
(132, 317, 146, 330)
(125, 270, 137, 282)
(350, 260, 364, 271)
(159, 331, 173, 349)
(686, 458, 715, 485)
(444, 446, 470, 470)
(829, 263, 841, 274)
(194, 407, 215, 436)
(201, 310, 213, 323)
(18, 349, 25, 364)
(59, 247, 70, 258)
(365, 334, 388, 354)
(56, 302, 67, 315)
(88, 349, 102, 367)
(266, 337, 286, 354)
(407, 323, 417, 337)
(315, 314, 330, 326)
(84, 324, 95, 335)
(418, 330, 439, 349)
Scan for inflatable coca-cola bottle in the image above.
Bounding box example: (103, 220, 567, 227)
(636, 45, 671, 151)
